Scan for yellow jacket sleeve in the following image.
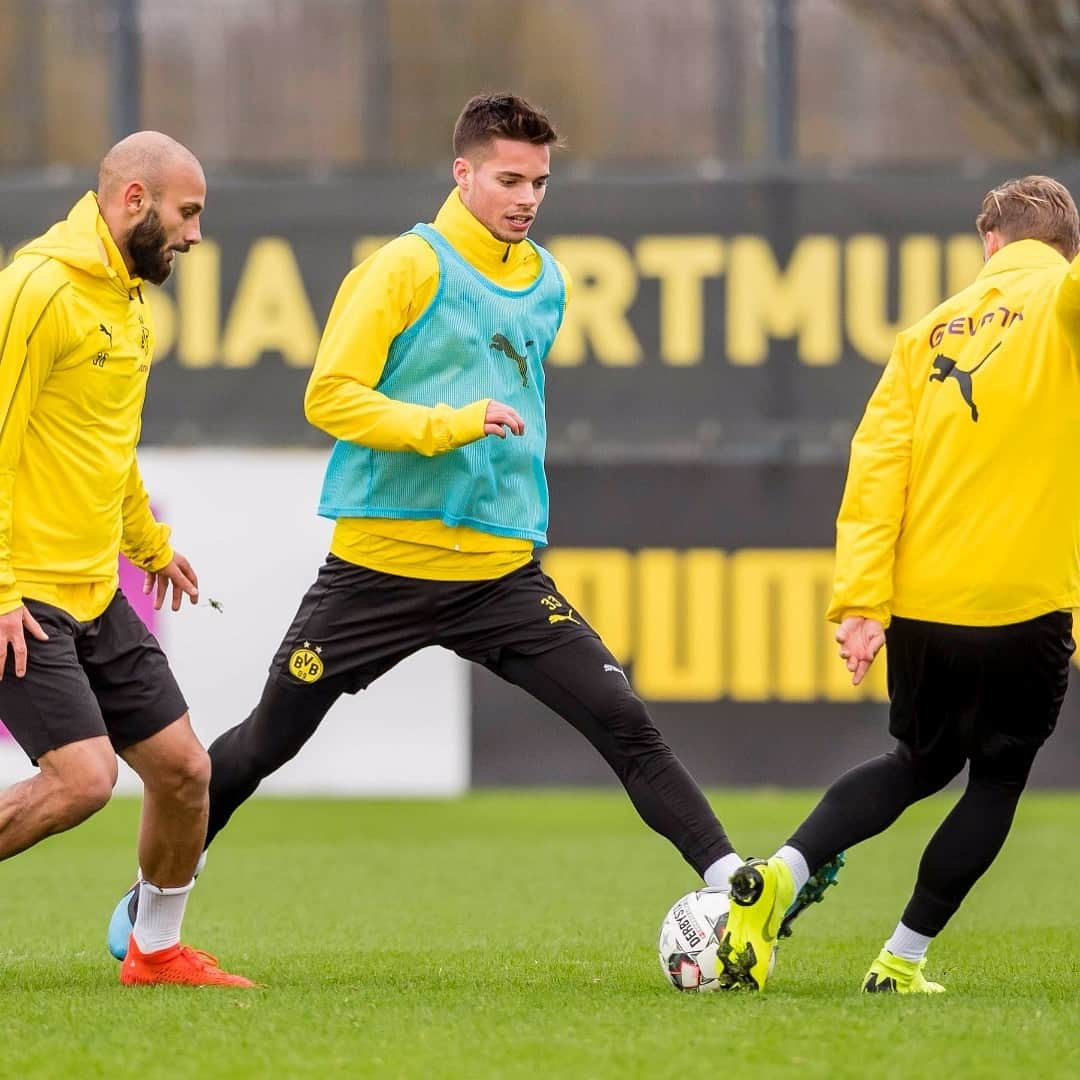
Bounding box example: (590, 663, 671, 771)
(0, 266, 69, 616)
(1054, 249, 1080, 352)
(120, 448, 173, 572)
(304, 236, 489, 455)
(826, 338, 914, 627)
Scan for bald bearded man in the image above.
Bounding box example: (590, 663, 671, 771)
(0, 132, 251, 987)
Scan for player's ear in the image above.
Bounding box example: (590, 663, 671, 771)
(982, 230, 1005, 261)
(453, 157, 471, 193)
(122, 180, 150, 220)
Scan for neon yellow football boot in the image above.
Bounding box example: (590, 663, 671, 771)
(862, 949, 945, 994)
(717, 857, 796, 991)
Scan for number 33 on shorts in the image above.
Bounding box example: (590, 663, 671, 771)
(539, 593, 580, 626)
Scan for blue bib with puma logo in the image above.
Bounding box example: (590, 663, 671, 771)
(317, 223, 564, 544)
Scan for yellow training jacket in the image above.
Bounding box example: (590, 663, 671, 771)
(0, 192, 172, 621)
(305, 189, 572, 580)
(829, 238, 1080, 628)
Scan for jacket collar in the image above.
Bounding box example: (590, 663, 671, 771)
(431, 189, 538, 279)
(977, 237, 1068, 280)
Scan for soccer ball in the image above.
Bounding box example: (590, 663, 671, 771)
(657, 887, 730, 992)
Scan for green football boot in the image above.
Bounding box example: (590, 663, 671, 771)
(717, 857, 796, 991)
(862, 949, 945, 994)
(779, 851, 845, 938)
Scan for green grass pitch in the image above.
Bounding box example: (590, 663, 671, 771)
(2, 790, 1077, 1078)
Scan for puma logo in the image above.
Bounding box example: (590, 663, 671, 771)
(604, 662, 629, 683)
(928, 341, 1000, 422)
(548, 609, 580, 625)
(863, 972, 898, 993)
(98, 323, 113, 346)
(490, 333, 534, 387)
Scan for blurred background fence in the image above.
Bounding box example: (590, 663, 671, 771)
(0, 0, 1032, 170)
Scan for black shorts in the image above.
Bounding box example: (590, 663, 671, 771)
(0, 591, 188, 763)
(885, 611, 1074, 766)
(268, 555, 600, 693)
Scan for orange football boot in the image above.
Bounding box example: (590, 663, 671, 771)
(119, 935, 256, 988)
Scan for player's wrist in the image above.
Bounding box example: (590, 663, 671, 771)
(141, 546, 175, 575)
(836, 607, 889, 628)
(0, 595, 24, 617)
(452, 399, 491, 445)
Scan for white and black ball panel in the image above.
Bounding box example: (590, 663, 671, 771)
(657, 887, 731, 992)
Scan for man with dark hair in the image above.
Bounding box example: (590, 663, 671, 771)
(451, 91, 561, 154)
(0, 131, 251, 987)
(717, 175, 1080, 995)
(108, 93, 838, 958)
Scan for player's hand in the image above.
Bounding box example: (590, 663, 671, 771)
(144, 552, 199, 612)
(484, 401, 525, 438)
(0, 605, 49, 680)
(836, 616, 885, 686)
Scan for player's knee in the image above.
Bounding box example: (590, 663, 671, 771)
(604, 693, 666, 757)
(76, 769, 117, 818)
(251, 739, 303, 777)
(890, 742, 965, 793)
(246, 695, 327, 774)
(48, 753, 117, 826)
(149, 744, 211, 806)
(174, 745, 212, 803)
(970, 741, 1036, 789)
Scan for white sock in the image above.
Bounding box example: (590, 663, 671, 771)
(775, 845, 811, 895)
(884, 921, 933, 962)
(703, 852, 745, 891)
(132, 878, 195, 954)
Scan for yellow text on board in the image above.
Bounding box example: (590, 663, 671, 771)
(3, 233, 984, 371)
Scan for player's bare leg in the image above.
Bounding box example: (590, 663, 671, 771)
(120, 714, 208, 888)
(0, 736, 116, 860)
(116, 715, 254, 987)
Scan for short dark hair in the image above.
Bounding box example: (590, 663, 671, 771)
(976, 175, 1080, 260)
(452, 93, 561, 157)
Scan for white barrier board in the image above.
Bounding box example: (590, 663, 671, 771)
(0, 449, 470, 796)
